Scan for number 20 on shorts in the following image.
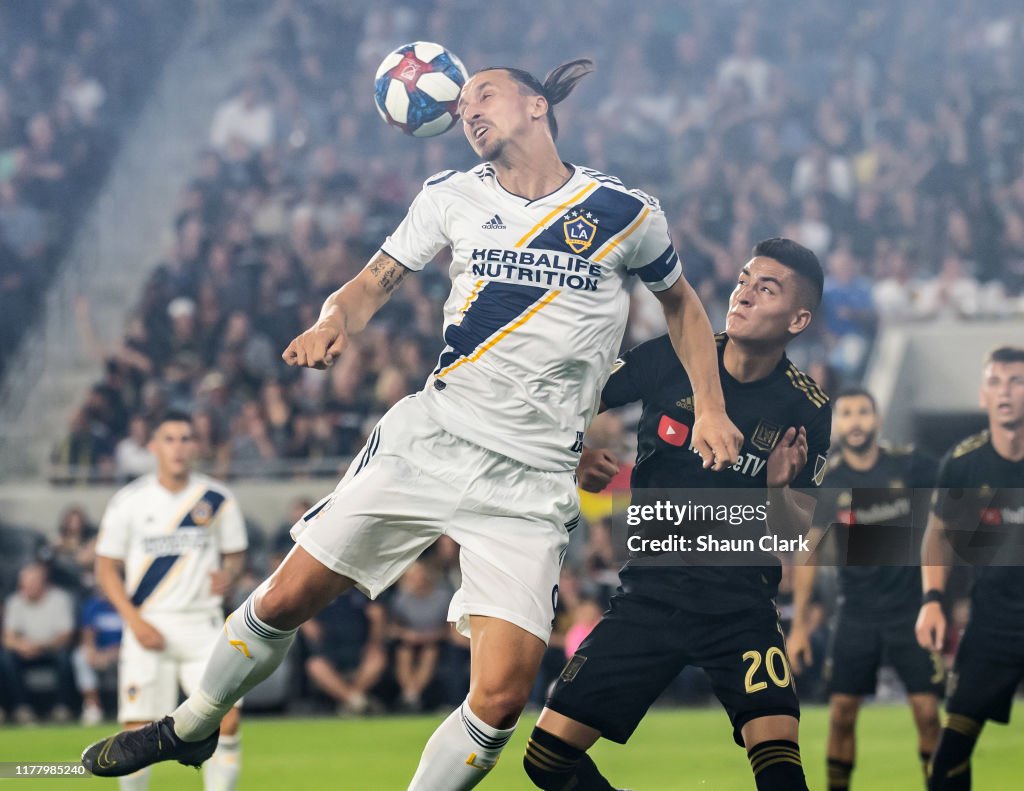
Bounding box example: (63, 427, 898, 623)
(743, 647, 792, 693)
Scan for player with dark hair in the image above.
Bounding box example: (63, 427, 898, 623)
(83, 60, 742, 790)
(787, 387, 941, 790)
(525, 238, 831, 791)
(93, 411, 248, 791)
(916, 346, 1024, 791)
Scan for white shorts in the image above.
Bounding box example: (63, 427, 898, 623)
(290, 395, 579, 643)
(118, 610, 239, 722)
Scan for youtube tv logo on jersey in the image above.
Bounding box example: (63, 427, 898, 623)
(657, 415, 690, 447)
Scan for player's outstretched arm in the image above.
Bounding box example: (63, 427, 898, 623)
(282, 251, 411, 369)
(916, 512, 952, 651)
(654, 276, 742, 470)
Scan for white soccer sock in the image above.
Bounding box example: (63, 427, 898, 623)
(173, 594, 296, 741)
(203, 733, 241, 791)
(118, 767, 151, 791)
(407, 700, 517, 790)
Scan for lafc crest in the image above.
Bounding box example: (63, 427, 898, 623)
(563, 208, 598, 253)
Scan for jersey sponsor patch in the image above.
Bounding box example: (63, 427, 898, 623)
(658, 414, 690, 447)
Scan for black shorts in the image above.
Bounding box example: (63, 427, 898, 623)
(545, 592, 799, 747)
(946, 620, 1024, 725)
(826, 611, 945, 697)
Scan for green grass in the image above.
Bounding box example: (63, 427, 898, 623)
(2, 704, 1021, 789)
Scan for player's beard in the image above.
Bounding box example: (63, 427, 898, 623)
(840, 429, 876, 454)
(478, 135, 505, 163)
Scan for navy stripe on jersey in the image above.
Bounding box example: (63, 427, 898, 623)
(433, 282, 547, 374)
(633, 244, 678, 283)
(130, 489, 226, 607)
(526, 186, 644, 259)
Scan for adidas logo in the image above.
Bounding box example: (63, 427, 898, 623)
(481, 214, 506, 229)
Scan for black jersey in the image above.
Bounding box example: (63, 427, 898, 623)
(932, 430, 1024, 629)
(818, 447, 937, 619)
(604, 333, 831, 612)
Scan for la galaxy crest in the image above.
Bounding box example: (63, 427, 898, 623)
(190, 500, 214, 526)
(562, 208, 598, 254)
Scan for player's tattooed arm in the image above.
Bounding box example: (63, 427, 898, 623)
(366, 251, 409, 295)
(284, 251, 412, 369)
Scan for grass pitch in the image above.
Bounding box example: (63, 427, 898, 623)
(3, 704, 1021, 789)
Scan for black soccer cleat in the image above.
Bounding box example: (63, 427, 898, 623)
(81, 716, 218, 777)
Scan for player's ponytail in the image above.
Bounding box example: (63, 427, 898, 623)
(541, 58, 594, 140)
(488, 58, 594, 140)
(542, 59, 594, 106)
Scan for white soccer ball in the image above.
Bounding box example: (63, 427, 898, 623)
(374, 42, 469, 138)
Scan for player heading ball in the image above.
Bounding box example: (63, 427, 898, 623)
(82, 58, 743, 791)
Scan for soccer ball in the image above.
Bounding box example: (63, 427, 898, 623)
(374, 42, 469, 138)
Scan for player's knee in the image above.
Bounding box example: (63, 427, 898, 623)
(256, 579, 321, 628)
(468, 686, 529, 729)
(829, 700, 859, 735)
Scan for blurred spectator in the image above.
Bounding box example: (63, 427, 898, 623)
(823, 248, 876, 380)
(0, 561, 76, 724)
(915, 253, 982, 320)
(72, 590, 122, 725)
(46, 505, 97, 594)
(210, 82, 276, 152)
(390, 560, 451, 712)
(301, 589, 387, 716)
(114, 414, 156, 480)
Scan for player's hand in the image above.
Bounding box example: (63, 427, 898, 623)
(691, 408, 742, 471)
(209, 569, 233, 597)
(767, 427, 808, 487)
(282, 318, 347, 370)
(130, 616, 166, 651)
(786, 626, 813, 674)
(915, 602, 946, 652)
(576, 447, 619, 493)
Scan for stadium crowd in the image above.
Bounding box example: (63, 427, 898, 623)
(0, 0, 1017, 726)
(0, 0, 190, 377)
(52, 0, 1024, 481)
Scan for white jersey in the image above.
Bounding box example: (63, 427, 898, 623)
(381, 163, 681, 471)
(96, 473, 248, 616)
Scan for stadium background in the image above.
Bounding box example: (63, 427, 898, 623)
(0, 0, 1021, 787)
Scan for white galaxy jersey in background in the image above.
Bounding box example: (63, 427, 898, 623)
(381, 163, 682, 471)
(96, 473, 248, 616)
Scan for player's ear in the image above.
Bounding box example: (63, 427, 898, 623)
(788, 307, 811, 336)
(530, 93, 548, 122)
